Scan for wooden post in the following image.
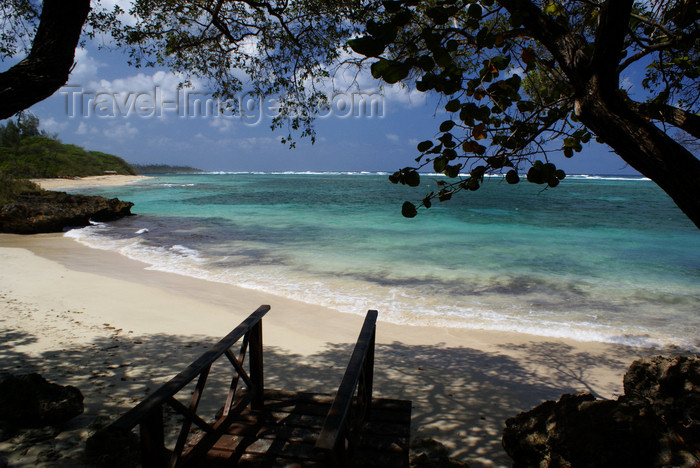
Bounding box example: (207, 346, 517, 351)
(249, 320, 264, 409)
(363, 323, 375, 416)
(139, 405, 165, 468)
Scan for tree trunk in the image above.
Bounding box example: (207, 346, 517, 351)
(0, 0, 91, 119)
(575, 77, 700, 229)
(498, 0, 700, 229)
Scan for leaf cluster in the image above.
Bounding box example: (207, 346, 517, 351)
(0, 0, 39, 60)
(350, 0, 590, 215)
(89, 0, 382, 145)
(350, 0, 699, 217)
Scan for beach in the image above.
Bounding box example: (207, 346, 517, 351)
(31, 175, 151, 191)
(0, 232, 663, 467)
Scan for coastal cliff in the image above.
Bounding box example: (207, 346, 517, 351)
(0, 190, 133, 234)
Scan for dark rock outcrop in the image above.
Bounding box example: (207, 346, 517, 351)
(0, 190, 133, 234)
(503, 355, 700, 467)
(0, 373, 84, 428)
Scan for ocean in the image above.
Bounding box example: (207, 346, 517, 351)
(64, 173, 700, 351)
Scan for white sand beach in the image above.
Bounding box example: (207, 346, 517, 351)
(0, 232, 664, 467)
(30, 175, 150, 191)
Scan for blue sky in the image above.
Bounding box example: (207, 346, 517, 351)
(10, 36, 642, 175)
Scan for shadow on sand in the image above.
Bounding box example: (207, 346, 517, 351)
(0, 325, 658, 467)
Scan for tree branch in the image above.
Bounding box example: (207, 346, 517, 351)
(0, 0, 91, 119)
(496, 0, 590, 82)
(628, 100, 700, 140)
(591, 0, 633, 90)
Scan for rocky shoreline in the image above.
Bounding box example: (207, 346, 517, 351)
(0, 191, 133, 234)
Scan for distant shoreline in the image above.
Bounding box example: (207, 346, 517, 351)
(31, 174, 151, 190)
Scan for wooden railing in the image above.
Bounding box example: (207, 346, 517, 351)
(315, 309, 377, 467)
(107, 304, 270, 468)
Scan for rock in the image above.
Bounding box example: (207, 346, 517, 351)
(0, 373, 84, 428)
(0, 190, 133, 234)
(85, 425, 140, 468)
(0, 420, 14, 442)
(624, 355, 700, 402)
(35, 447, 62, 463)
(503, 355, 700, 468)
(410, 438, 469, 468)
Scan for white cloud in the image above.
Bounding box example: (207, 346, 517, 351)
(235, 136, 278, 150)
(620, 75, 634, 92)
(386, 133, 400, 143)
(62, 70, 208, 121)
(40, 117, 69, 134)
(210, 117, 236, 133)
(94, 0, 139, 26)
(67, 48, 104, 84)
(104, 122, 138, 140)
(75, 121, 98, 135)
(324, 51, 429, 110)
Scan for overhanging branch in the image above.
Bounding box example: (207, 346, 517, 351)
(0, 0, 91, 119)
(592, 0, 633, 89)
(628, 100, 700, 140)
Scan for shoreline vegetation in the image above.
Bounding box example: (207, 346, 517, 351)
(131, 164, 203, 175)
(0, 124, 149, 234)
(0, 232, 666, 467)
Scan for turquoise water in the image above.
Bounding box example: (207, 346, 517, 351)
(65, 173, 700, 350)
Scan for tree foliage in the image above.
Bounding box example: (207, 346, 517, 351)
(0, 0, 40, 60)
(0, 114, 135, 178)
(90, 0, 380, 145)
(349, 0, 700, 227)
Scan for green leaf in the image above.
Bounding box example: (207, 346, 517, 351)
(439, 120, 456, 132)
(492, 55, 510, 70)
(544, 2, 565, 16)
(444, 164, 461, 178)
(370, 59, 390, 79)
(470, 165, 486, 179)
(402, 201, 418, 218)
(382, 61, 411, 84)
(433, 157, 446, 173)
(517, 101, 535, 113)
(417, 55, 435, 72)
(427, 6, 451, 25)
(527, 166, 545, 184)
(391, 10, 413, 27)
(417, 140, 433, 152)
(348, 37, 385, 58)
(505, 170, 520, 184)
(438, 189, 452, 201)
(468, 4, 482, 19)
(445, 99, 461, 112)
(472, 123, 487, 140)
(383, 1, 402, 13)
(405, 171, 421, 187)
